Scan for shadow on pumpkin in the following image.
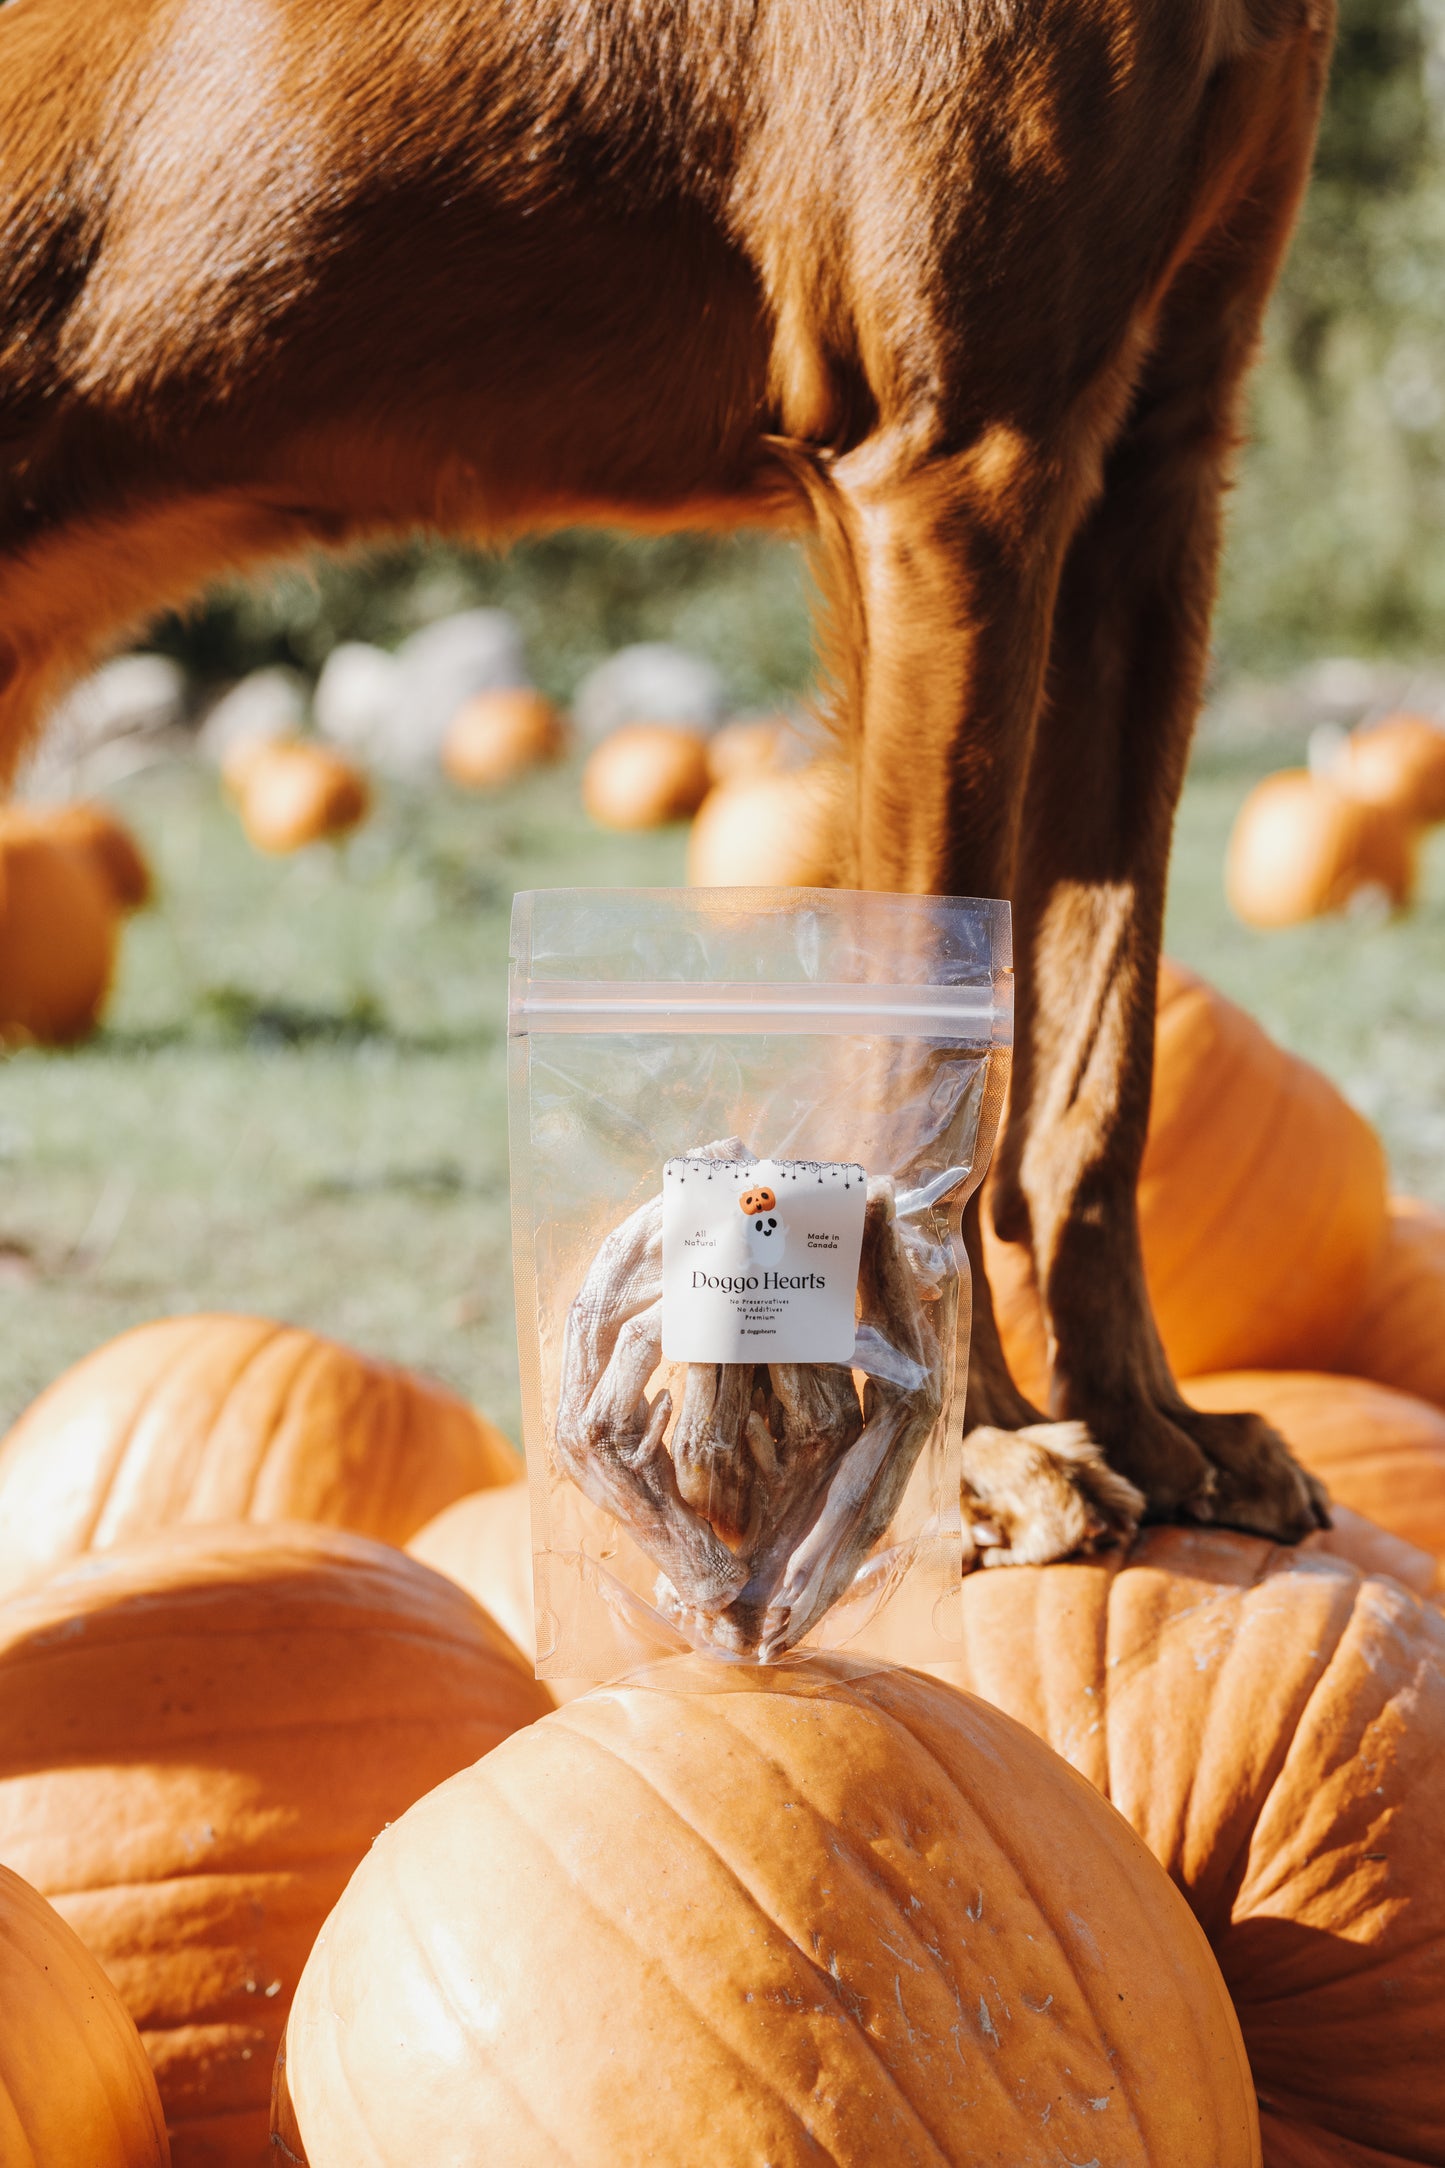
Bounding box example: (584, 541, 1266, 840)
(1219, 1915, 1433, 2168)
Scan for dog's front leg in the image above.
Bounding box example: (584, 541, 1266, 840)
(819, 428, 1150, 1561)
(994, 28, 1333, 1549)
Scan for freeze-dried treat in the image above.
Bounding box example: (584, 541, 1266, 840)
(556, 1142, 749, 1617)
(557, 1146, 942, 1656)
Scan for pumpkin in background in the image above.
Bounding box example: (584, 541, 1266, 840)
(1141, 959, 1387, 1375)
(0, 1524, 551, 2167)
(406, 1481, 534, 1664)
(704, 715, 790, 785)
(1225, 769, 1415, 927)
(218, 729, 283, 800)
(28, 799, 152, 912)
(1338, 712, 1445, 825)
(687, 763, 842, 888)
(1183, 1368, 1445, 1576)
(926, 1527, 1445, 2167)
(986, 960, 1389, 1390)
(1334, 1197, 1445, 1413)
(405, 1482, 590, 1705)
(276, 1657, 1258, 2168)
(0, 1861, 170, 2167)
(441, 687, 564, 788)
(0, 1312, 519, 1599)
(234, 739, 370, 852)
(581, 721, 710, 829)
(0, 811, 118, 1045)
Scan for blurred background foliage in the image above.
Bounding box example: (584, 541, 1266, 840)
(1221, 0, 1445, 665)
(149, 0, 1445, 701)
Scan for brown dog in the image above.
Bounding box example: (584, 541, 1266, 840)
(0, 0, 1333, 1559)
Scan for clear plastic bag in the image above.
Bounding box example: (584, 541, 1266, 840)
(508, 886, 1012, 1683)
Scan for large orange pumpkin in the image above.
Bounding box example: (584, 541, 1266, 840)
(1302, 1502, 1441, 1597)
(275, 1657, 1259, 2167)
(1225, 769, 1416, 927)
(1334, 1197, 1445, 1412)
(927, 1527, 1445, 2167)
(404, 1482, 592, 1705)
(1183, 1369, 1445, 1576)
(440, 687, 564, 787)
(0, 1524, 551, 2166)
(0, 1861, 170, 2167)
(703, 714, 791, 785)
(0, 812, 118, 1044)
(1142, 960, 1389, 1374)
(1338, 713, 1445, 825)
(406, 1481, 536, 1664)
(234, 740, 370, 852)
(0, 1313, 519, 1599)
(581, 722, 711, 829)
(687, 762, 843, 887)
(986, 960, 1389, 1391)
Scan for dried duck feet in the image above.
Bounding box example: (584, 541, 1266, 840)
(556, 1146, 941, 1655)
(556, 1143, 748, 1615)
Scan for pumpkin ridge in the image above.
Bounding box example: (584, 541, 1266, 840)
(1241, 1087, 1377, 1326)
(0, 2100, 37, 2168)
(40, 1849, 402, 1904)
(371, 1818, 586, 2168)
(1228, 1567, 1414, 1928)
(76, 1318, 224, 1554)
(1184, 1546, 1359, 1926)
(6, 1600, 515, 1663)
(1044, 1562, 1117, 1793)
(371, 1367, 413, 1541)
(563, 1686, 1158, 2162)
(847, 1678, 1159, 2158)
(260, 1331, 366, 1515)
(560, 1709, 969, 2115)
(13, 1694, 529, 1761)
(363, 1361, 420, 1552)
(1142, 1065, 1282, 1318)
(91, 1317, 287, 1550)
(205, 1321, 311, 1517)
(1103, 1548, 1362, 1934)
(482, 1726, 953, 2166)
(14, 1916, 137, 2162)
(1210, 1568, 1441, 2153)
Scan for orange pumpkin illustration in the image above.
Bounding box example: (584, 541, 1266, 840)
(739, 1186, 777, 1216)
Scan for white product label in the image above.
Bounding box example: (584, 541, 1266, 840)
(661, 1156, 867, 1363)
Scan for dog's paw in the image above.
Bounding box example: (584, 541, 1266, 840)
(1172, 1403, 1330, 1541)
(961, 1421, 1145, 1567)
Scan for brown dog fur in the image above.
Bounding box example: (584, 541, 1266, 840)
(0, 0, 1335, 1558)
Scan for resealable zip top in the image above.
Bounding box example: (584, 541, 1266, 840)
(510, 978, 1012, 1039)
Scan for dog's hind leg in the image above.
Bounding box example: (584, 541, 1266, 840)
(992, 23, 1333, 1545)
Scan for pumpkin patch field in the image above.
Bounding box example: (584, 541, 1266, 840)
(2, 715, 1445, 2163)
(3, 729, 1444, 1444)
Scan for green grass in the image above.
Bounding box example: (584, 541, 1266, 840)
(3, 733, 1443, 1439)
(0, 760, 685, 1437)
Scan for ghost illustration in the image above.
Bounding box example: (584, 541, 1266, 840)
(740, 1191, 787, 1270)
